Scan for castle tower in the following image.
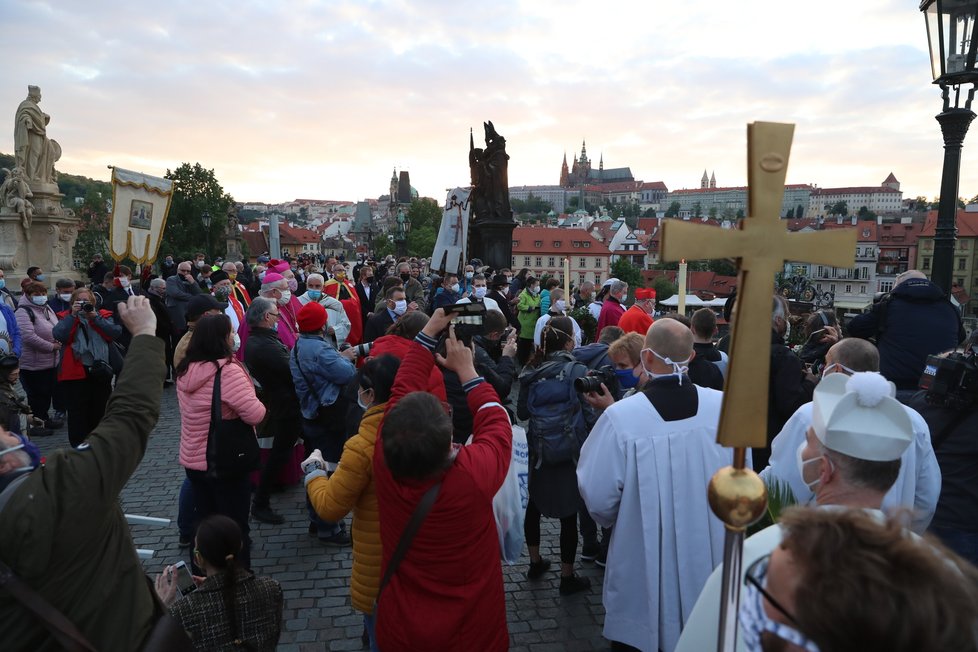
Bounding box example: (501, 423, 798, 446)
(710, 171, 716, 189)
(560, 152, 569, 187)
(599, 152, 604, 172)
(701, 170, 709, 189)
(882, 172, 900, 191)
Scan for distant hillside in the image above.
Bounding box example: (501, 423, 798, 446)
(0, 152, 111, 201)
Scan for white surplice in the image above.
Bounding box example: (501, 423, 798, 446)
(577, 387, 739, 652)
(759, 401, 941, 533)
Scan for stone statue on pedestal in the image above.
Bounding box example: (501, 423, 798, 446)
(467, 121, 516, 272)
(225, 206, 243, 262)
(1, 85, 79, 276)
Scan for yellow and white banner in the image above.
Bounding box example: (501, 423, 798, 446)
(109, 167, 173, 264)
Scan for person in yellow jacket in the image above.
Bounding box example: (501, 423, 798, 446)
(302, 353, 401, 652)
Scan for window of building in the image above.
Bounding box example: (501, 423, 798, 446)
(512, 240, 519, 248)
(583, 241, 590, 248)
(595, 258, 602, 269)
(553, 241, 561, 248)
(548, 257, 556, 267)
(879, 280, 893, 293)
(511, 257, 516, 267)
(958, 257, 967, 270)
(860, 285, 866, 294)
(830, 284, 836, 293)
(523, 256, 531, 266)
(956, 278, 965, 287)
(535, 257, 542, 267)
(845, 284, 852, 294)
(534, 240, 542, 248)
(579, 257, 587, 268)
(923, 257, 931, 270)
(573, 241, 581, 248)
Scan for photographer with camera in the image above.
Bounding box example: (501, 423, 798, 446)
(910, 331, 978, 566)
(518, 316, 598, 595)
(52, 286, 122, 447)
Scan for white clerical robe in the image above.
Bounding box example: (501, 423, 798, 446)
(298, 293, 352, 348)
(759, 401, 941, 533)
(577, 387, 738, 652)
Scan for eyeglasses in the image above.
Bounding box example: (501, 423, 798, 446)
(268, 311, 281, 318)
(744, 554, 803, 629)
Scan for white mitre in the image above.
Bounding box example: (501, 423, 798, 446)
(811, 372, 913, 462)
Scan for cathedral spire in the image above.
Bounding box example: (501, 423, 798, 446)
(599, 152, 604, 171)
(701, 169, 709, 189)
(710, 171, 716, 188)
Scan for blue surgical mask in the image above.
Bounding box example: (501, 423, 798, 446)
(614, 368, 639, 389)
(307, 290, 322, 301)
(35, 274, 45, 281)
(0, 279, 5, 290)
(0, 434, 42, 471)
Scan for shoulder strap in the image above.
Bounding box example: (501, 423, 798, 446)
(17, 305, 36, 324)
(0, 560, 98, 652)
(210, 362, 225, 429)
(376, 481, 442, 604)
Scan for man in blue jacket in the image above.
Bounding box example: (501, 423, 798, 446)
(848, 270, 964, 398)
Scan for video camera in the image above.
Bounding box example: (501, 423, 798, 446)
(573, 364, 621, 398)
(919, 348, 978, 410)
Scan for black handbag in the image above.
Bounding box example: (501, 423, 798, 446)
(205, 362, 260, 479)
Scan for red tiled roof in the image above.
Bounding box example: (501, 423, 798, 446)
(635, 218, 659, 233)
(241, 231, 268, 256)
(278, 224, 320, 244)
(512, 226, 611, 255)
(671, 184, 812, 195)
(583, 181, 644, 193)
(920, 210, 978, 237)
(877, 221, 926, 245)
(812, 186, 900, 195)
(884, 172, 898, 184)
(952, 285, 971, 304)
(641, 181, 668, 191)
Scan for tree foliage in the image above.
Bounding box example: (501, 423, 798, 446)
(651, 275, 677, 302)
(162, 163, 236, 262)
(610, 257, 644, 293)
(664, 201, 681, 217)
(73, 187, 112, 267)
(510, 193, 553, 215)
(405, 197, 441, 258)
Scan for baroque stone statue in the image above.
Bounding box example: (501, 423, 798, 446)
(468, 121, 513, 225)
(0, 167, 34, 237)
(14, 85, 61, 186)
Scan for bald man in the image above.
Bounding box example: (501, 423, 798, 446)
(760, 337, 941, 533)
(577, 319, 741, 652)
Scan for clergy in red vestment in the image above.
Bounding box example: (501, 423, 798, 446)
(323, 263, 362, 345)
(617, 287, 656, 336)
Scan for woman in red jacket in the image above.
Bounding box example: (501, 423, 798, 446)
(373, 309, 512, 651)
(176, 314, 265, 570)
(368, 311, 447, 400)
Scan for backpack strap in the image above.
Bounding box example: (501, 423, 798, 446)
(16, 305, 36, 324)
(376, 481, 442, 604)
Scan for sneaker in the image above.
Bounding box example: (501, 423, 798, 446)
(251, 504, 285, 525)
(559, 574, 591, 596)
(318, 530, 352, 547)
(526, 558, 552, 580)
(53, 410, 66, 422)
(581, 544, 600, 563)
(178, 535, 192, 549)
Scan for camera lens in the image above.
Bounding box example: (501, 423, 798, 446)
(574, 375, 603, 393)
(82, 302, 94, 312)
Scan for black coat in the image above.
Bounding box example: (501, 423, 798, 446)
(848, 278, 965, 390)
(362, 309, 395, 344)
(243, 326, 302, 430)
(355, 280, 378, 326)
(443, 336, 517, 443)
(87, 261, 108, 286)
(487, 289, 518, 329)
(105, 285, 141, 349)
(688, 342, 724, 391)
(762, 329, 815, 470)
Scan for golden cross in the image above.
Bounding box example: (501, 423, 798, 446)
(660, 122, 856, 448)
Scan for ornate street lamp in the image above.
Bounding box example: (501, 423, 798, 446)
(201, 210, 212, 260)
(921, 0, 978, 295)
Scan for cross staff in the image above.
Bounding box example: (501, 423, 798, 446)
(659, 122, 856, 652)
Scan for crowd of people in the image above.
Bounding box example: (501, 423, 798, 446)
(0, 253, 977, 652)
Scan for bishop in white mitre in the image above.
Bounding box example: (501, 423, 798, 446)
(577, 319, 743, 652)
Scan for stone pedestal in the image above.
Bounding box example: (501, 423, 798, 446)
(471, 217, 516, 272)
(225, 236, 243, 262)
(0, 186, 79, 279)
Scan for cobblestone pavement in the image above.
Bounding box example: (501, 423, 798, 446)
(33, 386, 608, 651)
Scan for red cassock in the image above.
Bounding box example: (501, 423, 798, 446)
(323, 278, 362, 345)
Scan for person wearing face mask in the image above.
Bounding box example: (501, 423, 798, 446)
(617, 287, 656, 337)
(52, 287, 123, 447)
(323, 263, 363, 346)
(676, 370, 917, 652)
(211, 271, 245, 343)
(532, 288, 582, 349)
(255, 272, 300, 350)
(221, 261, 251, 308)
(461, 265, 476, 295)
(25, 266, 45, 285)
(515, 276, 541, 365)
(486, 274, 517, 329)
(758, 337, 940, 535)
(166, 260, 202, 339)
(363, 286, 409, 344)
(104, 264, 141, 352)
(15, 281, 63, 432)
(288, 301, 359, 546)
(47, 278, 77, 315)
(354, 266, 378, 326)
(577, 318, 738, 652)
(299, 273, 352, 348)
(144, 277, 176, 384)
(0, 296, 184, 651)
(433, 271, 464, 309)
(302, 354, 400, 650)
(0, 268, 16, 312)
(0, 279, 21, 358)
(595, 280, 628, 340)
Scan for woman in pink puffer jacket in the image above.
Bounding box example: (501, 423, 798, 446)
(175, 314, 265, 570)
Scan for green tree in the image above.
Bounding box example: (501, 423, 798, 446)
(721, 207, 736, 221)
(610, 257, 643, 293)
(73, 188, 112, 266)
(857, 206, 877, 220)
(708, 258, 738, 277)
(692, 202, 703, 218)
(736, 208, 745, 219)
(163, 163, 236, 261)
(404, 198, 441, 258)
(651, 275, 677, 302)
(796, 204, 805, 217)
(827, 200, 848, 216)
(708, 206, 718, 219)
(664, 201, 681, 217)
(785, 207, 795, 218)
(642, 207, 658, 218)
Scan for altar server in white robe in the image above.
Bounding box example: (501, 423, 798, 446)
(577, 318, 740, 652)
(676, 369, 915, 652)
(759, 337, 940, 533)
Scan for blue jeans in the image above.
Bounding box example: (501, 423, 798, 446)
(177, 477, 196, 539)
(930, 525, 978, 568)
(363, 613, 380, 652)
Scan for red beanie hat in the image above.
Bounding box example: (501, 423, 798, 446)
(296, 301, 328, 333)
(635, 287, 657, 300)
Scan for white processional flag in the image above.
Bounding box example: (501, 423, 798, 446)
(431, 187, 470, 274)
(109, 167, 174, 264)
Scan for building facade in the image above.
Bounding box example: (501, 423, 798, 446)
(560, 141, 634, 188)
(511, 225, 611, 286)
(809, 174, 903, 216)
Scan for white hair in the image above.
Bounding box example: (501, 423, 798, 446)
(307, 273, 324, 284)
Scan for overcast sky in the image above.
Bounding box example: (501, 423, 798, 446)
(3, 0, 973, 205)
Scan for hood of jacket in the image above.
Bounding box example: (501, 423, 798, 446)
(176, 359, 224, 394)
(891, 277, 945, 302)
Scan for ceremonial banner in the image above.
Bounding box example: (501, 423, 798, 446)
(109, 167, 173, 264)
(431, 187, 470, 274)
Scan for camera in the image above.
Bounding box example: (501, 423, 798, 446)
(574, 364, 621, 397)
(354, 342, 373, 357)
(81, 301, 94, 313)
(920, 350, 978, 409)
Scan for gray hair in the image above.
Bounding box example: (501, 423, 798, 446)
(55, 277, 75, 290)
(772, 294, 788, 325)
(306, 273, 324, 285)
(609, 280, 628, 296)
(397, 262, 411, 274)
(260, 278, 286, 295)
(150, 278, 166, 291)
(247, 296, 276, 328)
(222, 262, 236, 273)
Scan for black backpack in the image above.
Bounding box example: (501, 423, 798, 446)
(524, 360, 586, 468)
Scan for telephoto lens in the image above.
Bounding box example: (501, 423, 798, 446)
(356, 342, 373, 357)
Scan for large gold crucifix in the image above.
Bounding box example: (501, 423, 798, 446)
(661, 122, 855, 448)
(659, 122, 856, 652)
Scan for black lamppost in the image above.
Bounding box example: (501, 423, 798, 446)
(202, 210, 212, 260)
(922, 0, 978, 296)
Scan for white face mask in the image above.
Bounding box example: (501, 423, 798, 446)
(554, 299, 566, 313)
(465, 271, 474, 279)
(641, 347, 691, 385)
(450, 283, 460, 294)
(392, 299, 407, 316)
(277, 289, 291, 305)
(31, 295, 47, 306)
(58, 293, 72, 302)
(473, 287, 487, 299)
(796, 441, 827, 494)
(357, 387, 372, 411)
(231, 332, 241, 353)
(120, 277, 131, 288)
